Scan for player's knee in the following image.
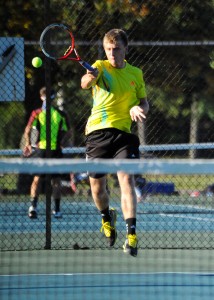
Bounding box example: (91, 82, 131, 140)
(91, 185, 107, 200)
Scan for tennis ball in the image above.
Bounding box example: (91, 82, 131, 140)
(32, 57, 43, 68)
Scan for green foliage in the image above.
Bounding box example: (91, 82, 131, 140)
(0, 103, 25, 149)
(1, 0, 214, 149)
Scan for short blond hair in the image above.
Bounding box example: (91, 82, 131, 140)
(103, 29, 128, 47)
(40, 86, 46, 96)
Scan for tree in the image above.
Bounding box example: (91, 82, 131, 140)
(1, 0, 214, 155)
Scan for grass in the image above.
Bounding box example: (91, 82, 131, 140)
(0, 173, 213, 197)
(0, 174, 18, 190)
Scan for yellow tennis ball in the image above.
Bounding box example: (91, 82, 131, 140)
(32, 57, 43, 68)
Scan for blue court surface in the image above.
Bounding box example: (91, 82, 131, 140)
(1, 197, 214, 299)
(1, 199, 214, 233)
(1, 271, 214, 300)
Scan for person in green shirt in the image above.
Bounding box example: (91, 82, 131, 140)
(81, 29, 149, 257)
(23, 87, 69, 219)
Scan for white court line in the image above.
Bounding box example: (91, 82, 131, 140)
(1, 272, 214, 277)
(152, 202, 214, 212)
(160, 213, 214, 222)
(147, 202, 214, 222)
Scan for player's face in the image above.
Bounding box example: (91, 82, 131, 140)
(103, 39, 127, 68)
(40, 94, 46, 101)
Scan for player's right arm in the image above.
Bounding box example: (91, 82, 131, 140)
(81, 68, 99, 89)
(23, 109, 40, 156)
(23, 124, 32, 157)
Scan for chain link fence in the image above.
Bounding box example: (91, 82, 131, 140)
(1, 0, 214, 250)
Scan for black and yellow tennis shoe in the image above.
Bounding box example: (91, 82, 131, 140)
(123, 234, 138, 257)
(101, 208, 117, 247)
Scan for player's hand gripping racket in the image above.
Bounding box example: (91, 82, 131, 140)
(40, 23, 95, 71)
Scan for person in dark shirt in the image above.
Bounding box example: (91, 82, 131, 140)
(23, 87, 69, 219)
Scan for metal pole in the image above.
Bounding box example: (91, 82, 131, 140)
(44, 0, 52, 250)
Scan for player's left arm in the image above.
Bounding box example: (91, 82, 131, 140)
(130, 97, 149, 122)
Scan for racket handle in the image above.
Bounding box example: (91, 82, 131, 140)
(79, 61, 95, 71)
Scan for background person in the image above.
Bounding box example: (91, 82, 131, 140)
(23, 87, 69, 219)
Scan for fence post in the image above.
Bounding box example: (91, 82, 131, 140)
(44, 0, 52, 250)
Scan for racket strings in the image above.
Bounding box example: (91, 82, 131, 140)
(41, 26, 74, 59)
(64, 46, 72, 56)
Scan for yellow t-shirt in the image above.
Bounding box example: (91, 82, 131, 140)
(85, 60, 147, 135)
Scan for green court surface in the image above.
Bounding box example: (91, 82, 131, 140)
(1, 191, 214, 299)
(1, 249, 214, 300)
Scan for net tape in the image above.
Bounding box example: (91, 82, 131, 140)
(0, 158, 213, 174)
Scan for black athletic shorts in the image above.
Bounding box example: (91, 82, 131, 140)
(30, 148, 63, 178)
(85, 128, 140, 178)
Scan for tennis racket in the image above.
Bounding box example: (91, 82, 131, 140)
(40, 23, 95, 71)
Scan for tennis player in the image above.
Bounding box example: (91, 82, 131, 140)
(81, 29, 149, 256)
(23, 87, 69, 219)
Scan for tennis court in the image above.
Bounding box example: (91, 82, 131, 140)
(2, 0, 214, 298)
(1, 193, 214, 249)
(1, 156, 214, 300)
(1, 191, 214, 299)
(1, 250, 214, 299)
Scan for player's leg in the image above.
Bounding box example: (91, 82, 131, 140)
(117, 172, 137, 219)
(86, 129, 118, 247)
(52, 176, 62, 218)
(28, 175, 41, 218)
(89, 175, 108, 210)
(113, 131, 139, 256)
(28, 149, 45, 218)
(89, 175, 117, 247)
(117, 171, 138, 256)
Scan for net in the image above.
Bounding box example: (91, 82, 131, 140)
(1, 158, 214, 299)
